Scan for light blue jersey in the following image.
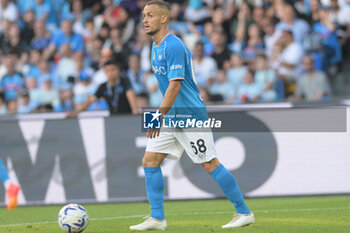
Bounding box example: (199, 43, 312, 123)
(151, 34, 207, 122)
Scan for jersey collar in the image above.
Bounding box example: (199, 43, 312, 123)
(154, 32, 171, 48)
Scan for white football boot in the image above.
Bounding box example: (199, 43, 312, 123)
(222, 212, 255, 228)
(130, 217, 167, 231)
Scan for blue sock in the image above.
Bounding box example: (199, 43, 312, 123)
(144, 166, 165, 220)
(0, 159, 10, 184)
(210, 164, 250, 214)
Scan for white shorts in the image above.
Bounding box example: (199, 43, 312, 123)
(146, 128, 217, 164)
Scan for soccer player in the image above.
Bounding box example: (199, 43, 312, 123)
(0, 158, 21, 210)
(130, 0, 255, 230)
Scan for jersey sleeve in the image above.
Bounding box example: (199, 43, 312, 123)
(166, 40, 186, 81)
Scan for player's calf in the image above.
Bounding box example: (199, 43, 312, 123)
(201, 158, 220, 173)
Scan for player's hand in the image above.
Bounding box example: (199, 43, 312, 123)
(146, 113, 164, 138)
(146, 128, 160, 138)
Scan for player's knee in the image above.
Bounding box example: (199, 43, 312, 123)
(201, 158, 220, 173)
(142, 157, 157, 167)
(142, 152, 164, 167)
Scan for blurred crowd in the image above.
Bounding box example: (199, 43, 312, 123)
(0, 0, 349, 115)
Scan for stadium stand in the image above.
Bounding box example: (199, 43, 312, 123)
(0, 0, 349, 115)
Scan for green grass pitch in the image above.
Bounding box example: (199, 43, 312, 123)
(0, 195, 349, 233)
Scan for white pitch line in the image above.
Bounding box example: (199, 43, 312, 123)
(1, 206, 350, 228)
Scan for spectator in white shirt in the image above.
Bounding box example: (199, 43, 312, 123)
(237, 69, 261, 103)
(330, 0, 350, 26)
(73, 72, 96, 109)
(56, 44, 76, 83)
(192, 41, 217, 89)
(133, 27, 153, 73)
(276, 30, 304, 84)
(208, 69, 235, 103)
(0, 0, 18, 28)
(275, 3, 310, 45)
(227, 53, 248, 93)
(261, 17, 281, 59)
(254, 55, 277, 102)
(127, 54, 148, 108)
(144, 71, 162, 108)
(35, 76, 59, 111)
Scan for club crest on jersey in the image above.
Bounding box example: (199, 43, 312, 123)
(158, 54, 162, 61)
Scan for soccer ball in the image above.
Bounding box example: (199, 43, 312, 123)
(58, 204, 89, 233)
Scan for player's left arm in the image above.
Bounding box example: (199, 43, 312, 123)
(159, 80, 181, 114)
(160, 39, 187, 113)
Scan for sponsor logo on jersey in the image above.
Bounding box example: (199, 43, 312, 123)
(170, 64, 183, 70)
(152, 65, 167, 75)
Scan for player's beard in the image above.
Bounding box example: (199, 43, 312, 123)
(146, 27, 160, 36)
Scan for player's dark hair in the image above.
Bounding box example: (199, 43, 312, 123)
(104, 59, 121, 69)
(146, 0, 170, 11)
